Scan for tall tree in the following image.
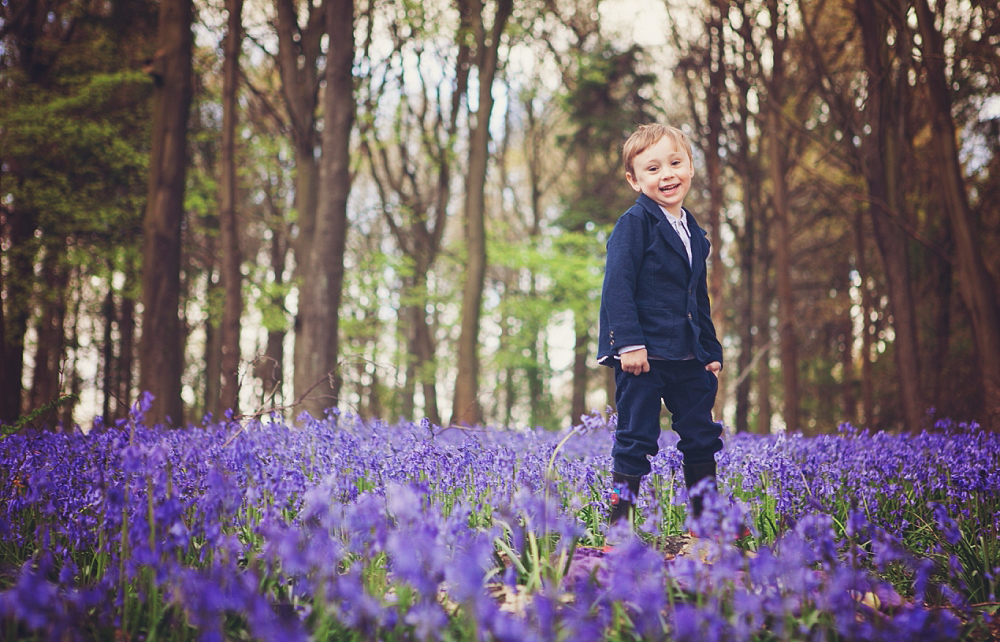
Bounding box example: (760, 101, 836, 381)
(101, 271, 117, 421)
(914, 0, 1000, 430)
(704, 0, 727, 412)
(271, 0, 326, 409)
(451, 0, 514, 426)
(28, 243, 69, 424)
(731, 3, 761, 433)
(138, 0, 194, 425)
(854, 0, 924, 434)
(0, 213, 35, 424)
(218, 0, 245, 415)
(853, 210, 876, 426)
(519, 85, 559, 429)
(0, 0, 59, 423)
(295, 0, 354, 418)
(117, 258, 139, 420)
(763, 0, 799, 432)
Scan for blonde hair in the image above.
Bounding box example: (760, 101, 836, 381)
(622, 124, 694, 178)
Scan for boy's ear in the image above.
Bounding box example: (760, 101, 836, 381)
(625, 172, 640, 192)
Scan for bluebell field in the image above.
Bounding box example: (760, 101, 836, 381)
(1, 393, 998, 641)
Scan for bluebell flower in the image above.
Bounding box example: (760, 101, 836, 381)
(930, 502, 963, 546)
(404, 601, 448, 641)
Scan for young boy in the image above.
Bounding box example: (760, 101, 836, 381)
(597, 123, 724, 527)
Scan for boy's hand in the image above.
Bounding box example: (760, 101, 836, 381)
(621, 349, 650, 375)
(705, 361, 722, 376)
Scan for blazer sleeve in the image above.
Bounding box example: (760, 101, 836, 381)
(601, 212, 647, 350)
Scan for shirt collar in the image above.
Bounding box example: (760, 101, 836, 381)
(659, 206, 691, 237)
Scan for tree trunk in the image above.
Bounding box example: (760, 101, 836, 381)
(273, 0, 324, 409)
(367, 360, 382, 421)
(29, 244, 69, 425)
(450, 0, 514, 426)
(118, 262, 137, 419)
(275, 0, 323, 268)
(261, 330, 285, 405)
(570, 324, 588, 426)
(931, 233, 952, 412)
(498, 311, 515, 426)
(399, 297, 417, 421)
(61, 276, 81, 430)
(816, 323, 836, 429)
(524, 99, 548, 427)
(0, 211, 35, 424)
(203, 260, 222, 418)
(604, 368, 615, 419)
(733, 35, 755, 433)
(706, 0, 727, 415)
(565, 127, 592, 428)
(856, 0, 924, 434)
(412, 277, 440, 424)
(102, 277, 116, 421)
(914, 0, 1000, 430)
(138, 0, 194, 426)
(766, 0, 798, 433)
(854, 210, 876, 427)
(218, 0, 244, 416)
(756, 220, 773, 434)
(839, 318, 855, 425)
(734, 208, 755, 433)
(289, 146, 320, 403)
(256, 227, 286, 406)
(295, 0, 354, 419)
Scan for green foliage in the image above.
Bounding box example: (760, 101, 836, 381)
(488, 230, 606, 426)
(490, 229, 604, 321)
(0, 393, 79, 437)
(1, 70, 151, 236)
(557, 44, 659, 231)
(254, 280, 294, 334)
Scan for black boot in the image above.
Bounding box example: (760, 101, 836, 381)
(683, 460, 717, 519)
(609, 471, 642, 526)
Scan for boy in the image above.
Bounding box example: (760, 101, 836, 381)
(597, 123, 724, 528)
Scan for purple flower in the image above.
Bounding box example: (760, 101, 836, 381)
(930, 502, 962, 546)
(404, 601, 448, 641)
(130, 391, 154, 423)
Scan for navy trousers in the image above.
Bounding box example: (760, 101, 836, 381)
(612, 359, 723, 477)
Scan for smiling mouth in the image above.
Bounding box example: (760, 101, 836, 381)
(660, 183, 679, 192)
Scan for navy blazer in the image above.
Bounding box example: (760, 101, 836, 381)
(597, 193, 723, 367)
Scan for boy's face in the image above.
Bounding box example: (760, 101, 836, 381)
(625, 135, 694, 218)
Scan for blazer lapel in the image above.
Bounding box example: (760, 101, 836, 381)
(637, 194, 690, 269)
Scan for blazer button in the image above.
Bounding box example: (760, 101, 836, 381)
(688, 313, 693, 319)
(610, 340, 615, 346)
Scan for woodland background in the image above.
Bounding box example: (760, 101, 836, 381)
(1, 0, 998, 434)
